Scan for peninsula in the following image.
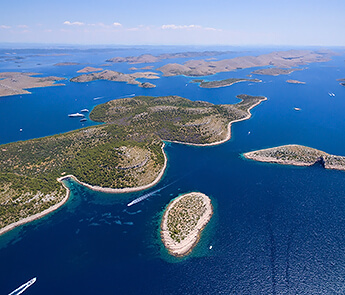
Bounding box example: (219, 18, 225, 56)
(106, 51, 230, 64)
(157, 50, 332, 77)
(243, 144, 345, 171)
(252, 68, 302, 76)
(0, 72, 66, 97)
(70, 70, 159, 88)
(161, 192, 213, 257)
(192, 78, 261, 88)
(286, 79, 306, 84)
(0, 94, 265, 234)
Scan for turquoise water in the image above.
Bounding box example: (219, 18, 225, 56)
(1, 47, 345, 294)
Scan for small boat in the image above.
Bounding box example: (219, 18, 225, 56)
(209, 245, 213, 250)
(80, 118, 87, 122)
(294, 107, 301, 111)
(68, 113, 84, 118)
(80, 109, 89, 113)
(8, 277, 36, 295)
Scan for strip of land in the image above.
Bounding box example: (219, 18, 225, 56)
(0, 94, 265, 234)
(161, 192, 213, 257)
(106, 51, 231, 64)
(157, 50, 333, 77)
(286, 79, 306, 84)
(192, 78, 262, 88)
(252, 68, 302, 76)
(70, 70, 159, 88)
(77, 66, 103, 73)
(0, 72, 66, 97)
(54, 62, 80, 66)
(337, 78, 345, 86)
(243, 144, 345, 170)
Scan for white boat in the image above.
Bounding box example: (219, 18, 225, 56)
(68, 113, 85, 118)
(80, 109, 89, 113)
(8, 277, 36, 295)
(294, 107, 301, 111)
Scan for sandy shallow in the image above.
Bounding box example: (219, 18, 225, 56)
(161, 192, 213, 257)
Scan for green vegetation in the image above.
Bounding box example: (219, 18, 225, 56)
(166, 193, 207, 243)
(0, 94, 265, 230)
(192, 78, 261, 88)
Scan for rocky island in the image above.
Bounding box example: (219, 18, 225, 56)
(286, 79, 306, 84)
(53, 62, 80, 66)
(244, 144, 345, 170)
(70, 70, 159, 88)
(161, 192, 213, 257)
(77, 66, 103, 73)
(0, 94, 265, 235)
(0, 72, 66, 97)
(192, 78, 262, 88)
(252, 68, 302, 76)
(157, 50, 332, 77)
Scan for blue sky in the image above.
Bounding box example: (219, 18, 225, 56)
(1, 0, 344, 46)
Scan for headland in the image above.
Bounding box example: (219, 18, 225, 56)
(192, 78, 262, 88)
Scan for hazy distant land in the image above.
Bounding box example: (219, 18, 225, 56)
(0, 72, 66, 97)
(54, 62, 80, 66)
(157, 50, 332, 77)
(106, 51, 231, 64)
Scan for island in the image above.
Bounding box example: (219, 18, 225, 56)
(70, 70, 159, 88)
(337, 78, 345, 86)
(243, 144, 345, 170)
(161, 192, 213, 257)
(129, 66, 154, 71)
(0, 72, 66, 97)
(106, 51, 231, 64)
(0, 94, 266, 235)
(77, 66, 103, 73)
(157, 50, 332, 77)
(192, 78, 261, 88)
(252, 68, 302, 76)
(53, 62, 80, 66)
(286, 79, 306, 84)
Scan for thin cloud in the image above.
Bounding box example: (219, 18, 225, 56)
(17, 25, 28, 29)
(113, 22, 122, 27)
(161, 24, 221, 31)
(63, 21, 84, 26)
(0, 25, 11, 29)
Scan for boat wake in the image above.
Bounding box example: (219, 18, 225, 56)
(118, 93, 135, 99)
(8, 277, 36, 295)
(127, 180, 178, 207)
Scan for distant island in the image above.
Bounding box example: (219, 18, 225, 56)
(106, 51, 231, 64)
(286, 79, 306, 84)
(337, 78, 345, 86)
(53, 62, 80, 66)
(0, 72, 66, 97)
(161, 192, 213, 257)
(129, 66, 154, 71)
(0, 94, 266, 235)
(157, 50, 332, 77)
(77, 66, 103, 73)
(252, 68, 302, 76)
(244, 144, 345, 170)
(70, 69, 160, 88)
(192, 78, 261, 88)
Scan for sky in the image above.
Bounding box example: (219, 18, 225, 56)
(1, 0, 345, 46)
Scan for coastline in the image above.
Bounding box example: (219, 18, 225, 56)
(166, 97, 267, 147)
(160, 192, 213, 257)
(0, 143, 167, 237)
(0, 181, 70, 237)
(58, 142, 167, 194)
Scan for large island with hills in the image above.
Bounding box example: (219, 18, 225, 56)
(0, 72, 66, 97)
(244, 144, 345, 170)
(157, 50, 333, 77)
(0, 94, 266, 235)
(161, 192, 213, 257)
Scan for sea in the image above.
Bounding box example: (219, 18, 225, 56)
(0, 45, 345, 294)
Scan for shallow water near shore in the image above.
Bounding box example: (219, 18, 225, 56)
(1, 47, 345, 294)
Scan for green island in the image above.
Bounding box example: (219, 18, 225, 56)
(191, 78, 261, 88)
(244, 144, 345, 170)
(0, 94, 266, 235)
(161, 192, 213, 257)
(70, 69, 160, 88)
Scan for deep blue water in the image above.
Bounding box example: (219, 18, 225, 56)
(1, 47, 345, 294)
